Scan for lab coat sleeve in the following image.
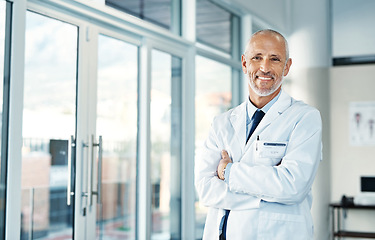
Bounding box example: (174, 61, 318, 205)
(228, 109, 322, 205)
(195, 117, 260, 210)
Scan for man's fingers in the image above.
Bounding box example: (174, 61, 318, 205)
(221, 150, 229, 160)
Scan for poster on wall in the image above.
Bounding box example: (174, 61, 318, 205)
(349, 101, 375, 146)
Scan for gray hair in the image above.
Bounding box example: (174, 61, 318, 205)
(244, 29, 289, 61)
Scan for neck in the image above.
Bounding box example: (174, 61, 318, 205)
(249, 88, 281, 109)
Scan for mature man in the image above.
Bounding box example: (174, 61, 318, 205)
(195, 29, 322, 239)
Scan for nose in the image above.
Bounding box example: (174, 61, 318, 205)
(260, 59, 271, 73)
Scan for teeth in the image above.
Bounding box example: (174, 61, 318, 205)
(258, 76, 272, 80)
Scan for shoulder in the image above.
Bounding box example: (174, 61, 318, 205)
(212, 102, 245, 125)
(290, 98, 320, 116)
(288, 98, 322, 128)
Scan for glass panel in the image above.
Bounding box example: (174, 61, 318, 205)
(21, 11, 77, 239)
(196, 0, 239, 55)
(96, 34, 138, 240)
(105, 0, 181, 34)
(151, 50, 182, 239)
(194, 56, 232, 239)
(0, 1, 6, 238)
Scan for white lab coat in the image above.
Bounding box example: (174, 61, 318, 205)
(195, 90, 322, 240)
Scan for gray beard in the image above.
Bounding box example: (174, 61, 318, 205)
(247, 75, 283, 97)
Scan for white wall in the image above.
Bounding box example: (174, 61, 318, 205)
(330, 64, 375, 233)
(288, 0, 331, 239)
(332, 0, 375, 57)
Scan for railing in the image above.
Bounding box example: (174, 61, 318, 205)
(21, 186, 73, 240)
(21, 182, 135, 240)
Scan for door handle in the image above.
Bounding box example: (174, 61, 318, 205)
(87, 135, 93, 206)
(94, 136, 103, 204)
(67, 135, 75, 206)
(88, 135, 103, 206)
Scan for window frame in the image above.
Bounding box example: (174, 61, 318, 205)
(4, 0, 259, 239)
(0, 1, 12, 238)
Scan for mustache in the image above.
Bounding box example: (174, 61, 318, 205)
(246, 70, 275, 79)
(256, 71, 274, 79)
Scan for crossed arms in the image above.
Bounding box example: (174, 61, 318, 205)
(195, 109, 322, 210)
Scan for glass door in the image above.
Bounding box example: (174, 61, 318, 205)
(21, 11, 77, 239)
(21, 11, 142, 239)
(95, 34, 138, 240)
(20, 9, 186, 240)
(150, 49, 182, 240)
(94, 41, 184, 240)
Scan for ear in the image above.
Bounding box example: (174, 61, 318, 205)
(283, 58, 292, 76)
(241, 54, 247, 74)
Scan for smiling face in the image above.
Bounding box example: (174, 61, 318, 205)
(242, 31, 292, 102)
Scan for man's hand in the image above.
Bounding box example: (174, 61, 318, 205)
(217, 150, 233, 180)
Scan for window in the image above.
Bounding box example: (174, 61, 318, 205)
(151, 49, 182, 239)
(21, 11, 77, 239)
(196, 0, 240, 56)
(105, 0, 181, 34)
(96, 34, 138, 239)
(5, 0, 245, 238)
(195, 55, 232, 239)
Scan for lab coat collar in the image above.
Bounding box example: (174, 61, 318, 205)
(246, 89, 292, 147)
(229, 89, 292, 156)
(229, 101, 247, 159)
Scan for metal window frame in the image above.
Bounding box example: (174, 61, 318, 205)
(0, 1, 12, 239)
(137, 36, 196, 240)
(3, 0, 250, 239)
(5, 0, 26, 239)
(8, 0, 196, 239)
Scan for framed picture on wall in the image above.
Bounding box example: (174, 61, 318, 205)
(349, 101, 375, 146)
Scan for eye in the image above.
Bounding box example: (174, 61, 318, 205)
(252, 56, 261, 61)
(271, 57, 281, 62)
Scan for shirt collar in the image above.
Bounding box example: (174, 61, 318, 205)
(246, 90, 282, 121)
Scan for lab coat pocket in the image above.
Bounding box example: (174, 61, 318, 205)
(257, 211, 311, 240)
(256, 141, 287, 158)
(254, 141, 287, 166)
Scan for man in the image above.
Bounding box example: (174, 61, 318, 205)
(195, 29, 322, 240)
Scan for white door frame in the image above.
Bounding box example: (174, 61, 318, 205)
(6, 0, 197, 239)
(6, 0, 27, 238)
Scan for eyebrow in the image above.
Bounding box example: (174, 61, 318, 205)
(252, 53, 282, 58)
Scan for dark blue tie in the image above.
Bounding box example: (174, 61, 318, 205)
(247, 110, 265, 143)
(219, 109, 265, 240)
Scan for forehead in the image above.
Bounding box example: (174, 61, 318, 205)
(248, 33, 286, 57)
